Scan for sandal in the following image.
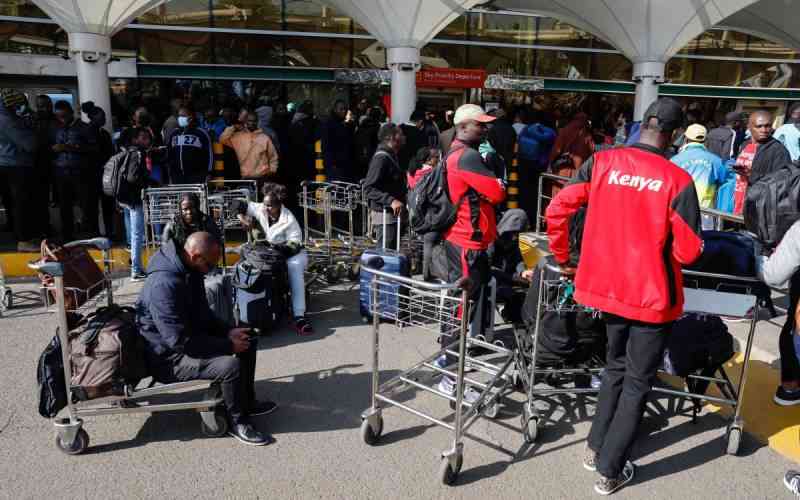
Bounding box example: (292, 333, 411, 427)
(293, 317, 314, 336)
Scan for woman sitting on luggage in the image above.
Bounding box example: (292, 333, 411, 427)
(235, 183, 312, 335)
(162, 193, 222, 248)
(488, 209, 534, 322)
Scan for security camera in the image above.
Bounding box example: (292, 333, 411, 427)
(82, 52, 100, 63)
(398, 63, 415, 72)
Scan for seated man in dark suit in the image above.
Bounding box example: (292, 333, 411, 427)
(136, 232, 275, 446)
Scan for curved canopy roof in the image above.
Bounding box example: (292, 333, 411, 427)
(493, 0, 760, 62)
(322, 0, 483, 48)
(717, 0, 800, 52)
(32, 0, 167, 35)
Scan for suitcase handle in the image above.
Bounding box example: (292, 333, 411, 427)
(382, 208, 402, 253)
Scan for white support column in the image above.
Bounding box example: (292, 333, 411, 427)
(387, 47, 420, 124)
(632, 61, 666, 121)
(68, 33, 113, 134)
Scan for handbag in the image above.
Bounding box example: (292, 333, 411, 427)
(37, 240, 106, 312)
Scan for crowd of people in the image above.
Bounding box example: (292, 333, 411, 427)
(6, 84, 800, 494)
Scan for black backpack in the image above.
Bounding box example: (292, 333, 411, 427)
(239, 242, 288, 277)
(102, 148, 148, 205)
(743, 163, 800, 248)
(37, 334, 67, 418)
(408, 147, 467, 235)
(663, 314, 734, 378)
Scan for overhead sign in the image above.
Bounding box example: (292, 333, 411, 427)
(416, 68, 487, 89)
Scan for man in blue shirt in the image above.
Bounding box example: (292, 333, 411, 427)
(670, 124, 728, 229)
(774, 103, 800, 162)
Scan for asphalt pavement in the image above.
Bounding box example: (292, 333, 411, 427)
(0, 278, 795, 500)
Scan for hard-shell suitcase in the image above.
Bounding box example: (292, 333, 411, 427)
(359, 210, 410, 321)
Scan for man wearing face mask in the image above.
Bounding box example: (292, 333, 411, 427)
(0, 89, 37, 251)
(136, 231, 275, 446)
(165, 106, 213, 185)
(220, 110, 279, 189)
(50, 100, 99, 242)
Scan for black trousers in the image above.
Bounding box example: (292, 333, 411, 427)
(517, 159, 542, 223)
(54, 173, 93, 242)
(155, 341, 257, 425)
(440, 240, 490, 365)
(96, 170, 116, 238)
(587, 314, 669, 478)
(0, 168, 35, 241)
(779, 272, 800, 383)
(422, 232, 441, 281)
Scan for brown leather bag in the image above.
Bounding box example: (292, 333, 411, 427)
(37, 240, 105, 312)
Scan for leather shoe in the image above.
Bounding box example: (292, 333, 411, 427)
(228, 423, 270, 446)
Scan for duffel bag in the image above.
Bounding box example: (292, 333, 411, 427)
(69, 305, 147, 400)
(663, 313, 734, 378)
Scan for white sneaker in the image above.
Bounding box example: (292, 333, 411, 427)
(437, 377, 480, 405)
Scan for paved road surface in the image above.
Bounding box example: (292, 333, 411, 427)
(0, 279, 794, 499)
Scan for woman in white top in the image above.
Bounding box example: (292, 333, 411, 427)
(236, 184, 312, 335)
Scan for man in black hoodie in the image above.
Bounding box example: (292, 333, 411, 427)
(320, 99, 355, 182)
(136, 232, 275, 446)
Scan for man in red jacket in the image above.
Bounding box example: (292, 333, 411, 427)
(546, 97, 702, 495)
(437, 104, 506, 400)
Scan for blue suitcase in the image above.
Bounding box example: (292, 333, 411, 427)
(359, 212, 410, 322)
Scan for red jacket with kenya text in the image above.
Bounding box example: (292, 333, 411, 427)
(545, 144, 703, 324)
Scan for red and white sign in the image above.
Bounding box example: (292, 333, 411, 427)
(416, 68, 487, 89)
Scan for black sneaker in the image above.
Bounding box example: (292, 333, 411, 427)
(774, 386, 800, 406)
(583, 448, 598, 472)
(594, 461, 634, 496)
(228, 422, 270, 446)
(784, 470, 800, 497)
(249, 400, 278, 417)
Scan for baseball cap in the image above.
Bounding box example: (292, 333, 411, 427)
(642, 97, 683, 133)
(685, 123, 707, 142)
(453, 104, 496, 125)
(725, 111, 743, 124)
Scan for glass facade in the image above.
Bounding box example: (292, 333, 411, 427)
(0, 5, 796, 91)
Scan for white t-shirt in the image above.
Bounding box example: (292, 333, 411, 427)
(245, 202, 302, 245)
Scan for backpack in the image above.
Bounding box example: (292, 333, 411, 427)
(408, 148, 467, 235)
(37, 334, 67, 418)
(743, 163, 800, 247)
(68, 305, 147, 401)
(102, 148, 148, 205)
(239, 242, 288, 277)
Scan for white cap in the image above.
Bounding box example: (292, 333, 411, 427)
(453, 104, 496, 125)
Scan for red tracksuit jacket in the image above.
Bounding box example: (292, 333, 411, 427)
(545, 144, 703, 324)
(444, 139, 507, 250)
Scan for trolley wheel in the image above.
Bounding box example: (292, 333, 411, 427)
(439, 454, 463, 486)
(200, 412, 229, 438)
(483, 401, 500, 419)
(55, 428, 90, 456)
(360, 416, 383, 445)
(725, 426, 742, 456)
(522, 414, 540, 444)
(0, 289, 11, 312)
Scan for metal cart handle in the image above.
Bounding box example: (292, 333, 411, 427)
(362, 263, 466, 291)
(29, 261, 64, 277)
(63, 237, 111, 251)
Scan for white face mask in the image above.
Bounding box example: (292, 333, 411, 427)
(177, 116, 190, 128)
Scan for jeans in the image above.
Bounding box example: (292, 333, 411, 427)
(779, 272, 800, 383)
(287, 250, 308, 318)
(587, 314, 669, 478)
(124, 204, 145, 276)
(152, 341, 257, 425)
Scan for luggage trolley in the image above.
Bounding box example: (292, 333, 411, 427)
(359, 266, 514, 485)
(515, 260, 605, 444)
(517, 261, 761, 455)
(30, 237, 228, 456)
(142, 184, 208, 249)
